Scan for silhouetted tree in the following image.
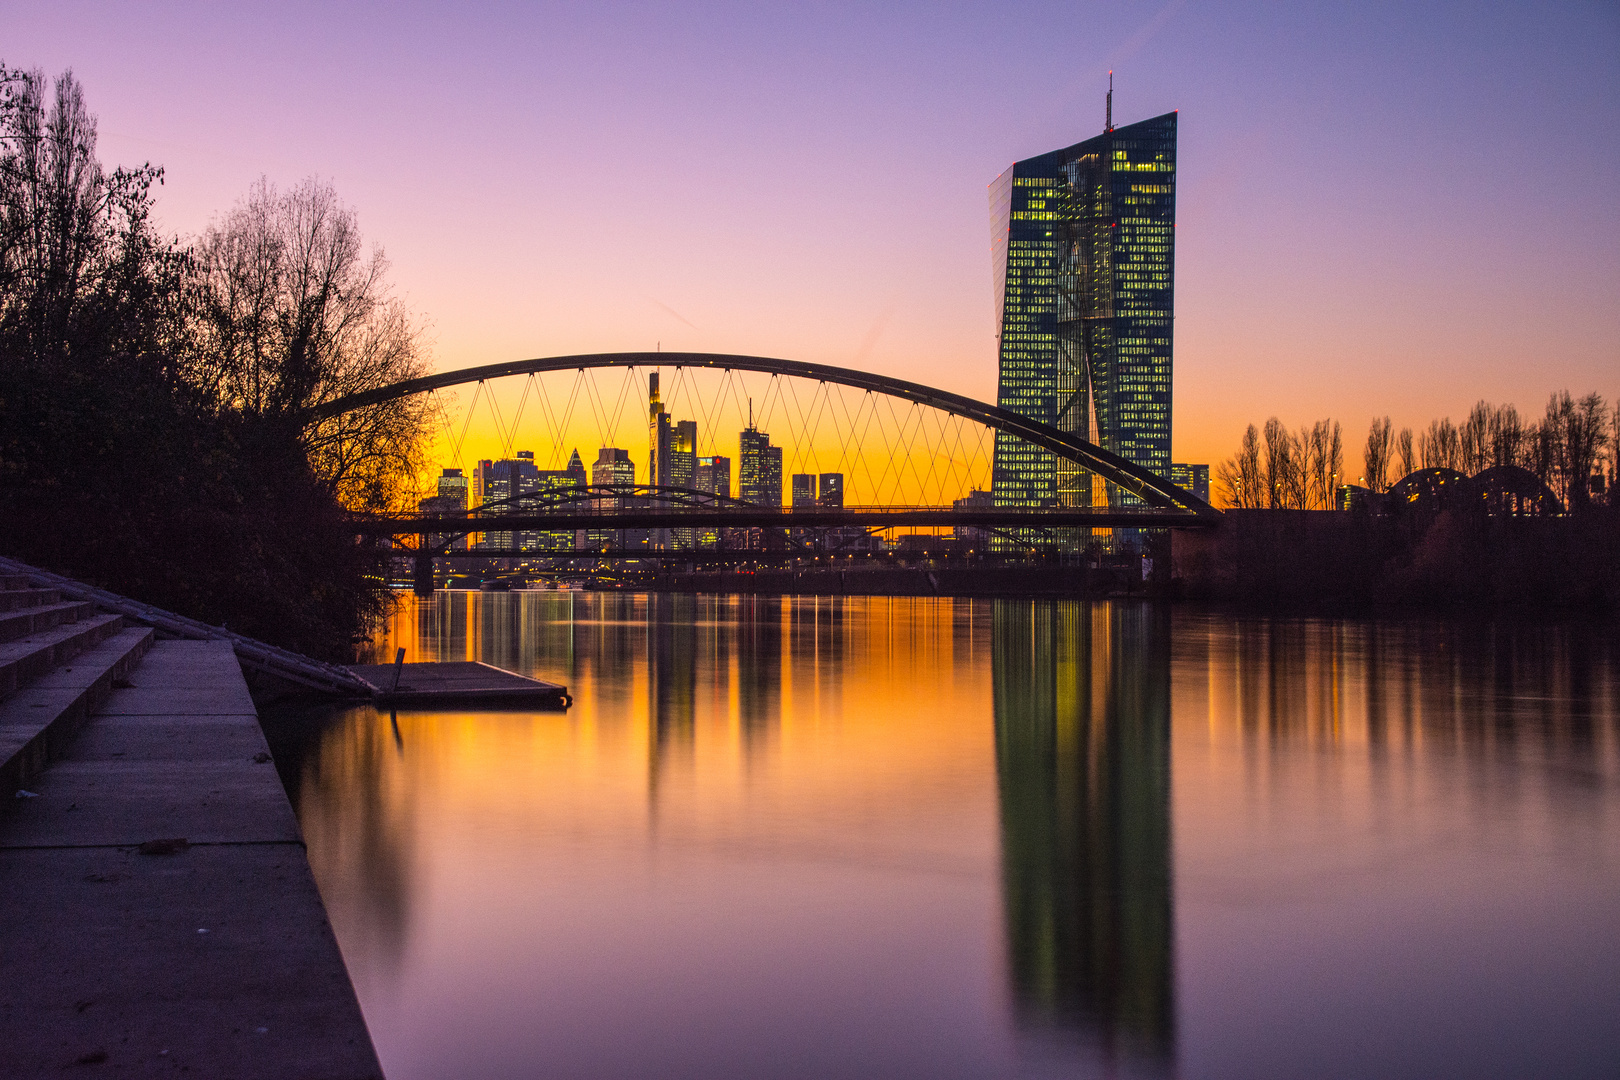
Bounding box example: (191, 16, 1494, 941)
(1363, 417, 1393, 493)
(193, 177, 436, 512)
(1216, 423, 1264, 508)
(1396, 426, 1415, 479)
(1420, 417, 1460, 471)
(1461, 401, 1490, 474)
(0, 67, 433, 657)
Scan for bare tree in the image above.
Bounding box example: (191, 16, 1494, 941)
(1328, 420, 1343, 504)
(1216, 423, 1265, 508)
(1421, 418, 1461, 471)
(1544, 391, 1610, 511)
(1610, 401, 1620, 505)
(1488, 404, 1524, 468)
(1301, 420, 1340, 510)
(0, 67, 180, 369)
(1396, 427, 1415, 479)
(193, 177, 437, 511)
(1264, 418, 1294, 508)
(1462, 401, 1490, 474)
(1363, 416, 1393, 493)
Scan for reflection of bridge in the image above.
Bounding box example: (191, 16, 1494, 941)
(351, 483, 1214, 543)
(317, 352, 1220, 522)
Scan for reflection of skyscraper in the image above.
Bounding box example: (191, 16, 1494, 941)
(648, 593, 698, 803)
(990, 103, 1177, 552)
(992, 600, 1174, 1067)
(734, 596, 782, 764)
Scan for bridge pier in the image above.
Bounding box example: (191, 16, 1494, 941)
(413, 549, 435, 596)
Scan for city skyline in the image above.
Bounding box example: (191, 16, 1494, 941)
(6, 2, 1614, 475)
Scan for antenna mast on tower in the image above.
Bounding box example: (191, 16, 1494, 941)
(1106, 71, 1113, 132)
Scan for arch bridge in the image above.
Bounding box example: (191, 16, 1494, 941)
(316, 352, 1219, 566)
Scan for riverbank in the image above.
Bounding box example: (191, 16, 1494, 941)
(0, 638, 380, 1077)
(1172, 507, 1620, 618)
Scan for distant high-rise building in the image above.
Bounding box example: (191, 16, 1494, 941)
(473, 457, 514, 549)
(593, 447, 635, 488)
(1169, 463, 1208, 505)
(817, 473, 845, 509)
(694, 455, 731, 547)
(952, 488, 995, 550)
(695, 455, 731, 498)
(647, 375, 696, 490)
(791, 474, 816, 507)
(649, 374, 701, 547)
(437, 467, 468, 507)
(472, 450, 584, 552)
(739, 426, 782, 507)
(427, 468, 469, 551)
(990, 96, 1176, 551)
(589, 448, 636, 550)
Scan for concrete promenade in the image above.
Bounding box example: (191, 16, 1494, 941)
(0, 639, 382, 1077)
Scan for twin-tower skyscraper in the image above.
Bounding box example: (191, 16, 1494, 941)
(990, 96, 1176, 546)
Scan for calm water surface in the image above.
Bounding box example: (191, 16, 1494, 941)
(263, 593, 1620, 1079)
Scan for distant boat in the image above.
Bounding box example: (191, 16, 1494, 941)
(479, 579, 512, 592)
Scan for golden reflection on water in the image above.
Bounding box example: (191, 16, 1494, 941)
(269, 595, 1618, 1080)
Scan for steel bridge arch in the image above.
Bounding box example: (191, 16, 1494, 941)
(312, 351, 1219, 519)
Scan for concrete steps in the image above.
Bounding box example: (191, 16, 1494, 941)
(0, 577, 153, 799)
(0, 613, 127, 701)
(0, 587, 59, 613)
(0, 599, 96, 643)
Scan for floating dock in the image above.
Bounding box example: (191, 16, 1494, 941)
(346, 660, 571, 708)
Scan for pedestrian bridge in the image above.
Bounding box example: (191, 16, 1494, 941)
(313, 351, 1218, 547)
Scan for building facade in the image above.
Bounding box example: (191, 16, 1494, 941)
(989, 106, 1177, 550)
(1169, 463, 1208, 505)
(738, 426, 782, 508)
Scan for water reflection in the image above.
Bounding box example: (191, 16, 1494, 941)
(993, 601, 1174, 1071)
(262, 595, 1619, 1080)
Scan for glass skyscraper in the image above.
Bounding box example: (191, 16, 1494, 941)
(990, 109, 1176, 550)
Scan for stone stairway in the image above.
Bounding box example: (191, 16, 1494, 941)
(0, 572, 154, 800)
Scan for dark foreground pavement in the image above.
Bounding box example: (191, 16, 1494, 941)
(0, 640, 382, 1077)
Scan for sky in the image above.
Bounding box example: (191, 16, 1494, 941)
(7, 0, 1618, 472)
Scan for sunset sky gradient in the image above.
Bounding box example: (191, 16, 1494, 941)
(10, 0, 1618, 471)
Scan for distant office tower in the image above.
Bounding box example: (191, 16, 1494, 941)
(473, 457, 512, 549)
(425, 468, 469, 551)
(1169, 463, 1208, 505)
(791, 474, 816, 507)
(531, 449, 587, 552)
(952, 488, 994, 549)
(472, 450, 584, 552)
(817, 473, 844, 508)
(437, 467, 468, 507)
(990, 94, 1176, 549)
(589, 448, 636, 550)
(695, 455, 731, 498)
(593, 447, 636, 488)
(694, 455, 731, 547)
(739, 426, 783, 507)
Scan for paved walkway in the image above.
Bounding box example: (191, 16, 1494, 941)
(0, 640, 382, 1077)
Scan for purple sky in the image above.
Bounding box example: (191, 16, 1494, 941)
(9, 0, 1618, 467)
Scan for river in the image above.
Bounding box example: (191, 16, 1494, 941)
(261, 593, 1620, 1079)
